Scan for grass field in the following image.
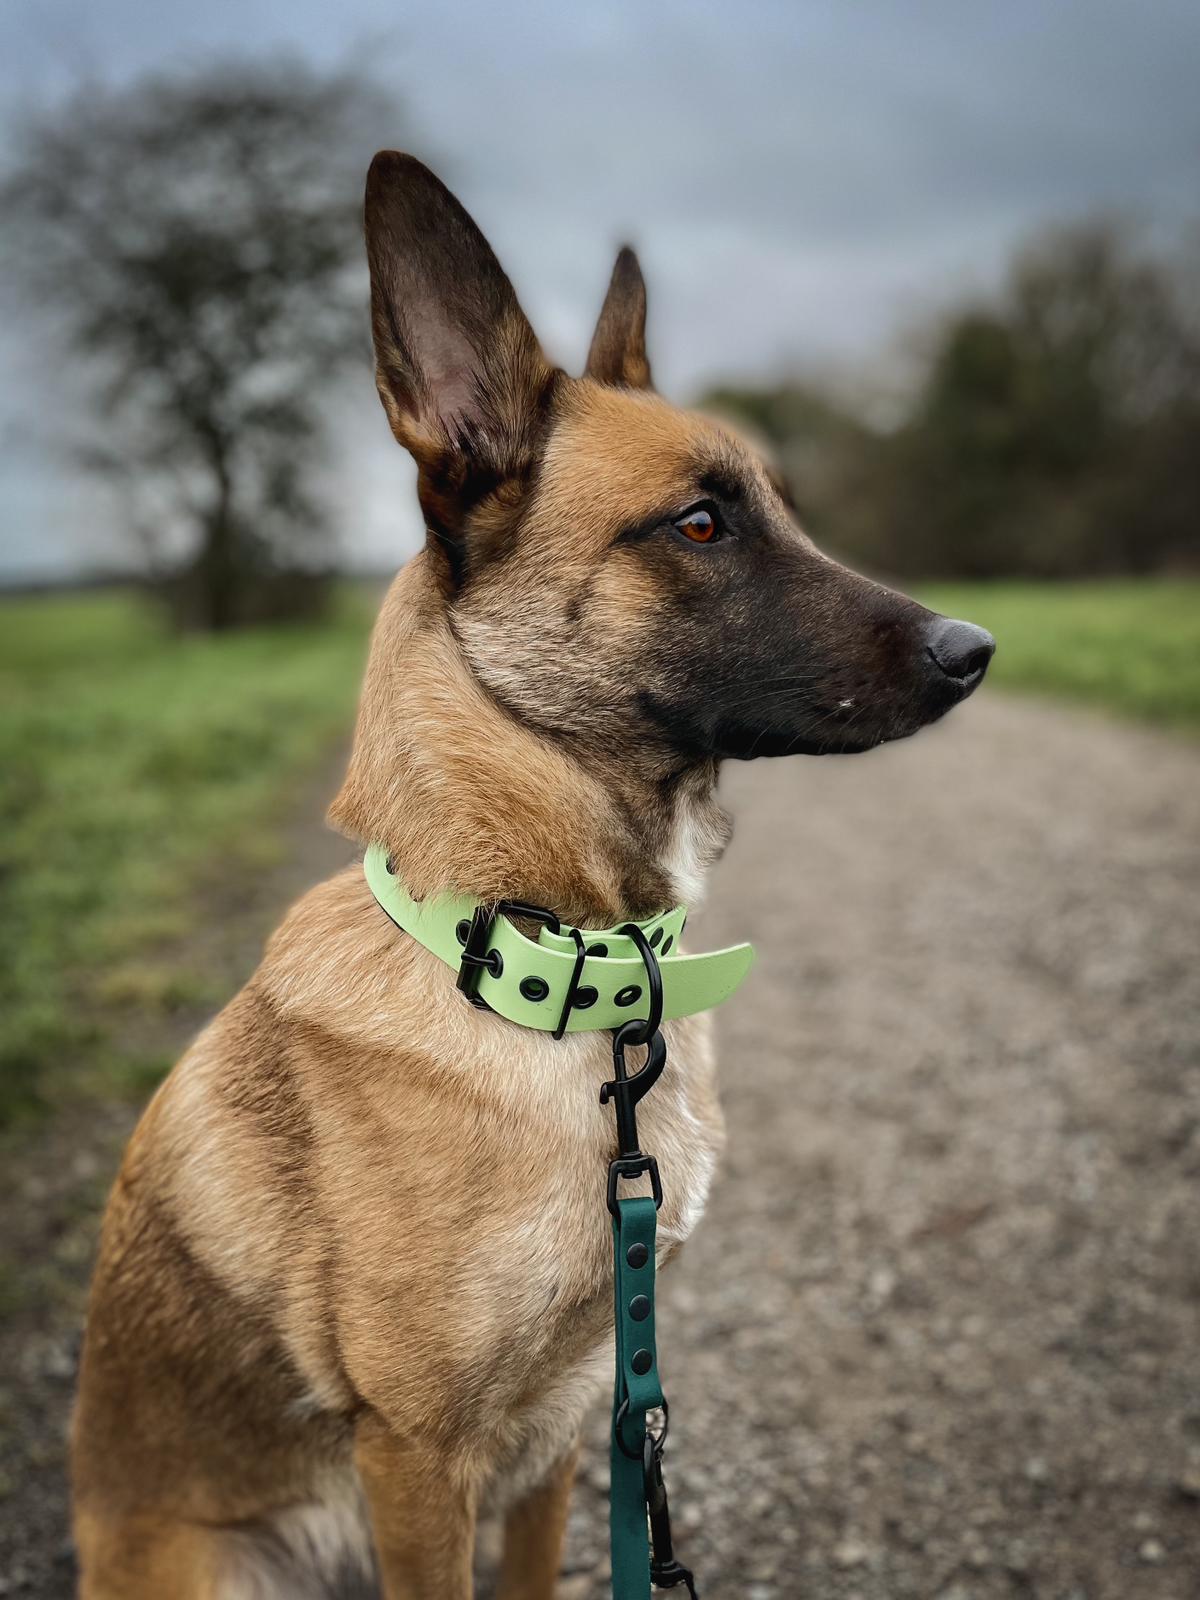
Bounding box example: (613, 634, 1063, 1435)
(0, 589, 373, 1127)
(921, 579, 1200, 734)
(1, 577, 1196, 1129)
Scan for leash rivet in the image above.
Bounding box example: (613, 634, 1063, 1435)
(629, 1294, 650, 1322)
(573, 986, 598, 1010)
(588, 942, 609, 957)
(631, 1348, 653, 1376)
(648, 926, 663, 949)
(626, 1242, 649, 1268)
(455, 919, 471, 946)
(661, 935, 674, 954)
(519, 976, 549, 1001)
(615, 985, 642, 1007)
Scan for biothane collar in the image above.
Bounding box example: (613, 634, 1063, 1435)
(363, 843, 754, 1035)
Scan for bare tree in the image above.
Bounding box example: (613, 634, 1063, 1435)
(3, 60, 394, 627)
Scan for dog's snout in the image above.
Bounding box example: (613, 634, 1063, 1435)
(925, 616, 996, 685)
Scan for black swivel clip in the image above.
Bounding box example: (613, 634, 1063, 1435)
(601, 921, 668, 1215)
(644, 1434, 698, 1597)
(602, 1021, 667, 1215)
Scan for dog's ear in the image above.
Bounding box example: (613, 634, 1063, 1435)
(585, 246, 652, 390)
(365, 152, 554, 491)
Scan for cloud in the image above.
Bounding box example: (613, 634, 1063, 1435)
(2, 0, 1197, 574)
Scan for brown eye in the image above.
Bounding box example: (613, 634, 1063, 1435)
(674, 507, 719, 543)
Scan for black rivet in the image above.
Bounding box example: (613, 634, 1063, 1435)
(626, 1242, 649, 1268)
(615, 985, 642, 1008)
(573, 985, 598, 1010)
(629, 1294, 651, 1322)
(588, 942, 609, 958)
(631, 1348, 653, 1376)
(648, 926, 663, 949)
(488, 949, 503, 978)
(519, 975, 549, 1002)
(661, 935, 674, 954)
(455, 919, 471, 945)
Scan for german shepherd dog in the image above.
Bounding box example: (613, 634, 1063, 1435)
(71, 155, 993, 1599)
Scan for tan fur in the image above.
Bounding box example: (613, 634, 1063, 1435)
(73, 846, 723, 1596)
(73, 455, 728, 1597)
(329, 554, 634, 925)
(535, 383, 761, 557)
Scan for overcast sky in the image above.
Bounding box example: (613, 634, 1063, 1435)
(3, 0, 1199, 579)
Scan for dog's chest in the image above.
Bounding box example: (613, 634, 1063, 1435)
(449, 1012, 724, 1475)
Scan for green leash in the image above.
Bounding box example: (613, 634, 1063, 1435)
(603, 1015, 698, 1597)
(610, 1195, 668, 1596)
(363, 851, 753, 1597)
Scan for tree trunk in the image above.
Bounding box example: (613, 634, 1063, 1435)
(199, 428, 238, 632)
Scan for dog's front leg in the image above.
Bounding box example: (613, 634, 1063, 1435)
(355, 1412, 476, 1600)
(494, 1444, 579, 1600)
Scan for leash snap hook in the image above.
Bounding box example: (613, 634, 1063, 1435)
(602, 1023, 668, 1214)
(643, 1434, 698, 1597)
(601, 1024, 668, 1137)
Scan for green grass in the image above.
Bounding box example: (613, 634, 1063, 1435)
(921, 580, 1200, 734)
(0, 588, 372, 1126)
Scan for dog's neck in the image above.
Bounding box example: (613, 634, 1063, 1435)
(329, 557, 730, 928)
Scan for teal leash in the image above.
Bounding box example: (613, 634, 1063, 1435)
(601, 928, 699, 1597)
(610, 1195, 663, 1597)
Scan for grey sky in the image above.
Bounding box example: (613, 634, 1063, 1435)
(2, 0, 1198, 578)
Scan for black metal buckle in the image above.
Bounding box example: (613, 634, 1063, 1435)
(606, 1153, 663, 1217)
(455, 899, 561, 1009)
(456, 904, 500, 1007)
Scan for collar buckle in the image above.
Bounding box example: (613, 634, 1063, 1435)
(455, 899, 562, 1009)
(455, 903, 501, 1008)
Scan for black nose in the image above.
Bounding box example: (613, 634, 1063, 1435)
(925, 616, 996, 684)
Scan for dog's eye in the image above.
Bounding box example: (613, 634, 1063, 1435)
(674, 506, 720, 544)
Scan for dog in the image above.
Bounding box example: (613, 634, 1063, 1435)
(70, 153, 994, 1599)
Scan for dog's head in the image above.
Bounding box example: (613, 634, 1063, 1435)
(364, 153, 993, 769)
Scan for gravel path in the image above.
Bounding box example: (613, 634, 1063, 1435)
(552, 692, 1200, 1600)
(4, 691, 1198, 1599)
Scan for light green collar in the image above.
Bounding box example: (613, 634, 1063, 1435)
(363, 843, 754, 1035)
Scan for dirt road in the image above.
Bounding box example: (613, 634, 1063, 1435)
(553, 692, 1200, 1600)
(3, 691, 1198, 1598)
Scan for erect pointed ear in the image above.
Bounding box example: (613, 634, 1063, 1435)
(364, 152, 554, 491)
(585, 246, 652, 390)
